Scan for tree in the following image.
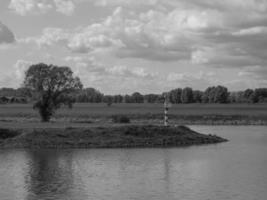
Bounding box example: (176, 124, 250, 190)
(24, 63, 83, 122)
(214, 85, 229, 103)
(75, 88, 103, 103)
(181, 87, 193, 103)
(144, 94, 160, 103)
(103, 95, 113, 106)
(254, 88, 267, 103)
(113, 95, 123, 103)
(202, 86, 229, 103)
(131, 92, 144, 103)
(124, 95, 132, 103)
(193, 90, 203, 103)
(243, 89, 255, 103)
(169, 88, 182, 104)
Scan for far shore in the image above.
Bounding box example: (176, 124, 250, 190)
(0, 116, 266, 127)
(0, 103, 267, 126)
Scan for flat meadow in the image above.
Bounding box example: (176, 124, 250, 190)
(0, 103, 266, 128)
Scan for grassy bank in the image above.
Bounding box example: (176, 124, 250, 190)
(0, 125, 227, 149)
(0, 103, 266, 125)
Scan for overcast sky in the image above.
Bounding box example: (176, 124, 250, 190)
(0, 0, 267, 94)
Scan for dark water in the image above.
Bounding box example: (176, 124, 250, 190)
(0, 126, 266, 200)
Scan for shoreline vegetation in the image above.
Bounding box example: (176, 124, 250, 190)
(0, 103, 267, 125)
(0, 125, 227, 149)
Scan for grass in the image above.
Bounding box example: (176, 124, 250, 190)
(0, 103, 266, 125)
(0, 125, 228, 148)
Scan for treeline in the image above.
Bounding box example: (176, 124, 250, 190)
(1, 86, 267, 104)
(64, 86, 267, 104)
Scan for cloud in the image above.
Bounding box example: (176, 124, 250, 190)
(20, 0, 267, 68)
(239, 65, 267, 81)
(0, 60, 33, 88)
(191, 46, 265, 67)
(167, 71, 218, 89)
(13, 60, 33, 82)
(220, 65, 267, 89)
(8, 0, 53, 15)
(63, 55, 158, 93)
(92, 0, 158, 7)
(24, 6, 214, 61)
(65, 55, 156, 79)
(54, 0, 75, 15)
(23, 26, 123, 53)
(9, 0, 75, 15)
(232, 26, 267, 36)
(25, 28, 69, 47)
(0, 21, 15, 44)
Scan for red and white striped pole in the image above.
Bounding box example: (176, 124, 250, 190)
(164, 94, 169, 126)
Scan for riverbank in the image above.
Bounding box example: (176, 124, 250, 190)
(0, 103, 267, 125)
(0, 125, 227, 148)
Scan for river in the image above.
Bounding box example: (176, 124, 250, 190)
(0, 126, 266, 200)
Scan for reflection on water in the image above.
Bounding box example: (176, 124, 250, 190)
(0, 126, 266, 200)
(25, 150, 84, 200)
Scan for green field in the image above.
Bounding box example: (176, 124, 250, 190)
(0, 103, 266, 127)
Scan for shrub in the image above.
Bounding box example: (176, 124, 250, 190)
(0, 129, 21, 139)
(112, 115, 130, 123)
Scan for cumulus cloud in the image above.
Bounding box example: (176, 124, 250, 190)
(9, 0, 53, 15)
(63, 55, 158, 93)
(24, 6, 215, 61)
(13, 60, 33, 82)
(0, 21, 15, 44)
(233, 26, 267, 36)
(24, 0, 267, 67)
(92, 0, 158, 7)
(23, 26, 123, 53)
(239, 66, 267, 81)
(221, 65, 267, 89)
(9, 0, 75, 15)
(18, 0, 267, 87)
(54, 0, 75, 15)
(167, 71, 218, 89)
(64, 55, 156, 79)
(25, 28, 69, 47)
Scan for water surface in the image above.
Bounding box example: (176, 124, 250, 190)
(0, 126, 266, 200)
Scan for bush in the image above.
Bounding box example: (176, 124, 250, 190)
(0, 129, 21, 139)
(112, 115, 130, 123)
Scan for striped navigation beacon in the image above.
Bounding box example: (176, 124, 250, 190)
(164, 93, 171, 126)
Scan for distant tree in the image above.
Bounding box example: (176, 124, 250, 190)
(76, 88, 103, 103)
(192, 90, 203, 103)
(254, 88, 267, 103)
(228, 91, 239, 103)
(169, 88, 182, 104)
(0, 88, 16, 97)
(243, 89, 255, 103)
(124, 95, 132, 103)
(103, 95, 113, 106)
(23, 63, 83, 122)
(181, 87, 193, 103)
(204, 86, 216, 103)
(131, 92, 144, 103)
(16, 87, 33, 99)
(202, 86, 229, 103)
(113, 95, 123, 103)
(214, 85, 229, 103)
(144, 94, 160, 103)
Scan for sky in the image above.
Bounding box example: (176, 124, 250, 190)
(0, 0, 267, 94)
